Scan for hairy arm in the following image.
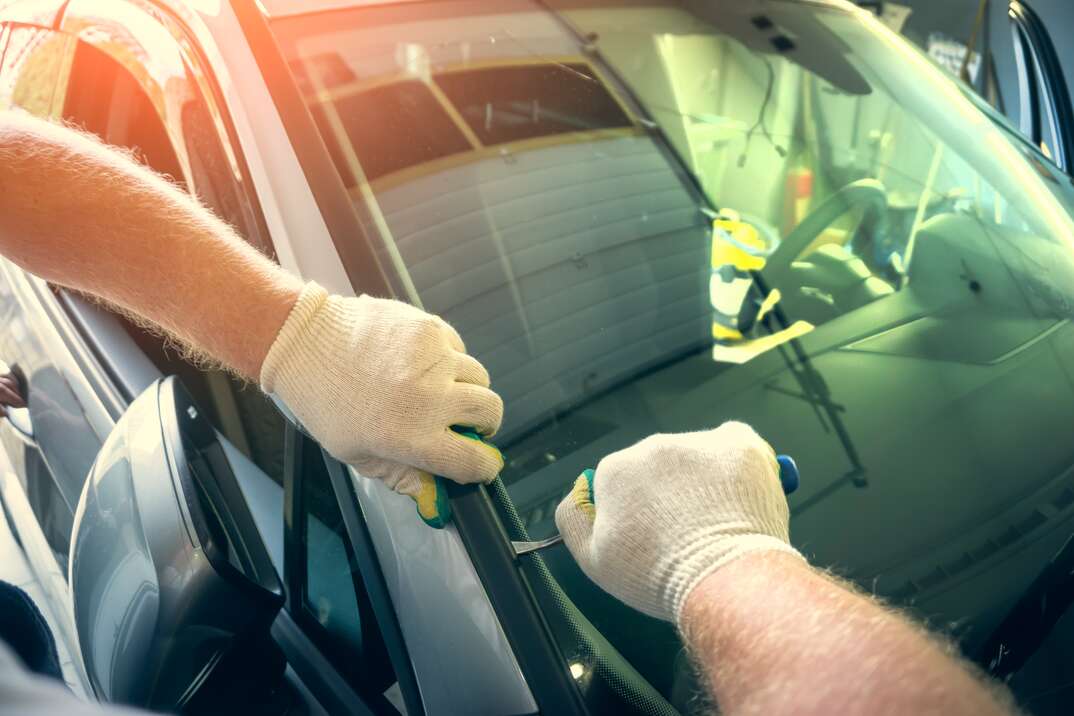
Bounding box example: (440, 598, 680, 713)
(557, 425, 1017, 716)
(681, 551, 1016, 716)
(0, 111, 503, 498)
(0, 111, 301, 378)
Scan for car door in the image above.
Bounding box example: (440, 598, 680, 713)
(1, 0, 286, 580)
(0, 16, 109, 581)
(36, 2, 423, 711)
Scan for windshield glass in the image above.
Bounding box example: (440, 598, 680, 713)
(272, 1, 1074, 710)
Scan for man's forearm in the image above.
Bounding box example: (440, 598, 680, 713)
(0, 112, 301, 379)
(680, 552, 1016, 716)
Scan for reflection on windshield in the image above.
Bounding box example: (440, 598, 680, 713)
(273, 1, 1074, 711)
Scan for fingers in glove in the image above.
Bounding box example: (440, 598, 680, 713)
(351, 455, 411, 490)
(714, 421, 780, 476)
(350, 458, 453, 528)
(422, 428, 504, 485)
(555, 470, 596, 569)
(394, 469, 452, 528)
(454, 352, 491, 388)
(450, 383, 503, 438)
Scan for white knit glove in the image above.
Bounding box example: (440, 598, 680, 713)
(555, 422, 802, 624)
(261, 283, 504, 520)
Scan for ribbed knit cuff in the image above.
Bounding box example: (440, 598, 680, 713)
(672, 536, 805, 627)
(260, 282, 330, 393)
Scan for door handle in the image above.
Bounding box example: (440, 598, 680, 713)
(0, 363, 34, 441)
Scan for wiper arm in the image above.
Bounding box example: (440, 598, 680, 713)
(533, 0, 720, 220)
(746, 272, 869, 513)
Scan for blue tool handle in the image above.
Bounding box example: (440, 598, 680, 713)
(580, 453, 799, 506)
(777, 454, 799, 495)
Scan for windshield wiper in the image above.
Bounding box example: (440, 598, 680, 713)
(533, 0, 720, 221)
(748, 272, 869, 513)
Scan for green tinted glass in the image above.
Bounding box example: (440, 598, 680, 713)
(274, 1, 1074, 711)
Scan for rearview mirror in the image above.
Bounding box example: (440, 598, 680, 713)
(69, 377, 285, 711)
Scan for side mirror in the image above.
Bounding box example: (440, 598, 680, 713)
(69, 377, 284, 711)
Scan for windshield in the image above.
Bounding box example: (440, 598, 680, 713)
(271, 0, 1074, 711)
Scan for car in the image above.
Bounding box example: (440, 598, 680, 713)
(3, 0, 1074, 713)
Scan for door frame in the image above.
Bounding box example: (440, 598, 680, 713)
(1009, 0, 1074, 171)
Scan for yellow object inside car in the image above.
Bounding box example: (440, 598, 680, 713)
(711, 216, 769, 272)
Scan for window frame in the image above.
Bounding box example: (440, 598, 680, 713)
(1009, 0, 1074, 172)
(58, 0, 276, 258)
(281, 424, 422, 714)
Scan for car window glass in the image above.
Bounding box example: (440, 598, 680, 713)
(302, 456, 363, 649)
(308, 75, 472, 183)
(63, 40, 185, 184)
(292, 434, 401, 712)
(274, 1, 1074, 711)
(60, 39, 285, 485)
(0, 23, 71, 115)
(434, 63, 632, 144)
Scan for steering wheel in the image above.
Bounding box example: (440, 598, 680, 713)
(762, 178, 888, 281)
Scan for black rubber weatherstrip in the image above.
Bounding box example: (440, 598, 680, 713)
(446, 481, 589, 715)
(228, 0, 394, 299)
(1010, 0, 1074, 172)
(271, 610, 376, 716)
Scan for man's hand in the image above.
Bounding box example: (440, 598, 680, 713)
(556, 424, 1016, 715)
(555, 422, 800, 623)
(261, 283, 504, 500)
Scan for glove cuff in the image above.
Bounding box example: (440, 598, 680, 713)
(671, 536, 804, 626)
(260, 282, 330, 393)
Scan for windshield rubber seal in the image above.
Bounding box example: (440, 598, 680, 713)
(445, 480, 590, 715)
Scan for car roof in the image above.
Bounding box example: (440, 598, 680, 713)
(257, 0, 853, 20)
(260, 0, 426, 17)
